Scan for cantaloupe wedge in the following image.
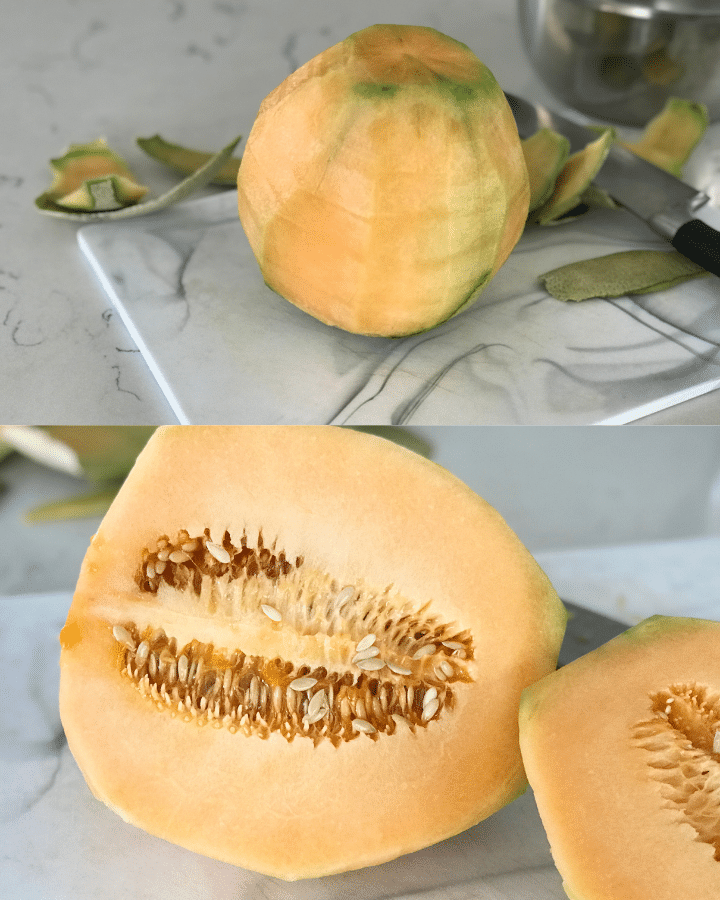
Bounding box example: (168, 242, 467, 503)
(520, 615, 720, 900)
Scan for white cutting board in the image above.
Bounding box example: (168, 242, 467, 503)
(78, 191, 720, 424)
(1, 591, 565, 900)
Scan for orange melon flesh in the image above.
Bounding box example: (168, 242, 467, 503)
(519, 615, 720, 900)
(59, 426, 565, 880)
(237, 25, 530, 337)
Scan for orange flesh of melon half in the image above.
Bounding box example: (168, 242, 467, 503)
(237, 25, 530, 337)
(59, 426, 565, 880)
(519, 615, 720, 900)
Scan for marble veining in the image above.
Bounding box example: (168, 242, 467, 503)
(79, 194, 720, 425)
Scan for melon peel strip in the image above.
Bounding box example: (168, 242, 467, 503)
(520, 97, 711, 301)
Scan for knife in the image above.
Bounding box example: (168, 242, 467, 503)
(506, 91, 720, 279)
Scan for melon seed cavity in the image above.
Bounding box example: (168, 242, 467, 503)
(115, 529, 474, 745)
(634, 684, 720, 858)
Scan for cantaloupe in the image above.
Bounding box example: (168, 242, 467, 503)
(237, 24, 530, 337)
(519, 615, 720, 900)
(59, 426, 565, 880)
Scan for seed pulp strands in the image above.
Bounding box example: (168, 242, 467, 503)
(112, 528, 475, 744)
(634, 683, 720, 857)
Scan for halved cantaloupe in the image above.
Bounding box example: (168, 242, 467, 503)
(59, 426, 565, 879)
(237, 24, 530, 337)
(519, 615, 720, 900)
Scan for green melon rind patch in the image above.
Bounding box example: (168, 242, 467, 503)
(539, 249, 709, 302)
(533, 129, 615, 225)
(621, 97, 709, 177)
(137, 134, 242, 186)
(521, 128, 570, 213)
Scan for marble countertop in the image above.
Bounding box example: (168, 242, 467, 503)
(4, 0, 720, 423)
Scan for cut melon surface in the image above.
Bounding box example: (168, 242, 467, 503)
(519, 615, 720, 900)
(59, 425, 565, 879)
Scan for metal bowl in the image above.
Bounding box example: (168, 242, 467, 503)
(518, 0, 720, 125)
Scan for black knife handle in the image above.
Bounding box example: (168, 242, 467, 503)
(671, 219, 720, 278)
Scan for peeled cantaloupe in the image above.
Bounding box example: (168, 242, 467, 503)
(237, 24, 530, 337)
(59, 426, 565, 879)
(519, 615, 720, 900)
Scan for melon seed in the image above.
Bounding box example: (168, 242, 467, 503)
(119, 527, 475, 745)
(634, 684, 720, 857)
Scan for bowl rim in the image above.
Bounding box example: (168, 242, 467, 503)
(538, 0, 720, 18)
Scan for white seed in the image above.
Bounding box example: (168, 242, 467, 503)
(387, 661, 413, 676)
(194, 658, 204, 683)
(455, 649, 467, 659)
(177, 654, 188, 683)
(442, 641, 464, 650)
(206, 541, 231, 564)
(714, 729, 720, 754)
(156, 548, 170, 561)
(352, 718, 376, 734)
(391, 713, 411, 729)
(136, 641, 150, 664)
(146, 561, 156, 579)
(249, 676, 260, 708)
(424, 687, 438, 706)
(261, 604, 282, 623)
(169, 550, 191, 563)
(181, 540, 198, 552)
(336, 585, 356, 604)
(308, 689, 327, 719)
(304, 708, 328, 726)
(356, 633, 376, 653)
(112, 625, 135, 648)
(352, 646, 380, 663)
(412, 644, 436, 659)
(148, 653, 158, 677)
(439, 660, 454, 678)
(155, 559, 166, 575)
(340, 697, 352, 720)
(223, 668, 232, 695)
(272, 685, 284, 711)
(289, 676, 317, 692)
(355, 698, 367, 720)
(286, 686, 297, 713)
(355, 657, 386, 671)
(422, 697, 440, 721)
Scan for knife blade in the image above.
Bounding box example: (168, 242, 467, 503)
(558, 600, 628, 668)
(505, 91, 720, 278)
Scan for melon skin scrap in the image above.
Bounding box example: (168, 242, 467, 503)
(60, 425, 565, 879)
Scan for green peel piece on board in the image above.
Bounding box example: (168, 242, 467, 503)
(36, 135, 242, 221)
(621, 97, 708, 177)
(540, 249, 709, 301)
(533, 129, 615, 225)
(25, 488, 120, 524)
(521, 128, 570, 213)
(137, 134, 242, 185)
(36, 138, 148, 212)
